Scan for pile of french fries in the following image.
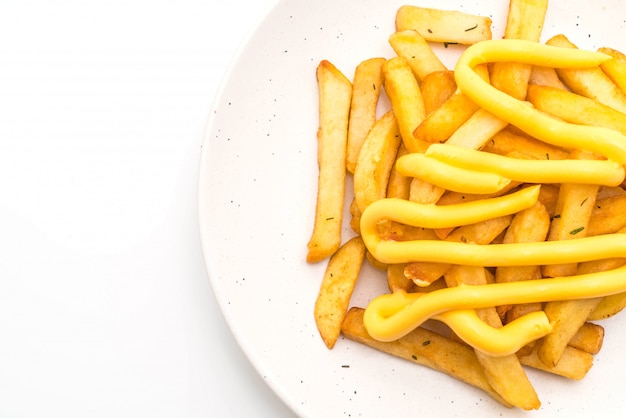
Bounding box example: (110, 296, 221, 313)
(307, 0, 626, 410)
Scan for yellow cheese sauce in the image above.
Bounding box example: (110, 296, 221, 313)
(360, 39, 626, 356)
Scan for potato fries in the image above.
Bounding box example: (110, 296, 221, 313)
(308, 2, 626, 411)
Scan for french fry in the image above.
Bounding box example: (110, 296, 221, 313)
(495, 201, 550, 318)
(388, 30, 447, 82)
(444, 265, 540, 410)
(419, 70, 457, 114)
(480, 127, 570, 161)
(404, 261, 451, 287)
(444, 108, 509, 150)
(598, 47, 626, 94)
(412, 64, 490, 144)
(536, 256, 615, 367)
(314, 237, 366, 349)
(546, 34, 626, 114)
(542, 161, 600, 278)
(346, 57, 386, 173)
(382, 57, 428, 153)
(387, 263, 414, 293)
(584, 257, 626, 320)
(395, 5, 492, 45)
(518, 345, 594, 380)
(353, 111, 402, 213)
(568, 322, 604, 355)
(490, 0, 548, 100)
(386, 144, 412, 200)
(408, 178, 445, 204)
(527, 84, 626, 135)
(587, 195, 626, 236)
(529, 65, 568, 90)
(341, 307, 513, 408)
(307, 60, 352, 263)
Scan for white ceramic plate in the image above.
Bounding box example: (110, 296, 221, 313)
(198, 1, 626, 416)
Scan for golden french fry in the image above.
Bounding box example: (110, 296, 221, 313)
(413, 92, 480, 144)
(419, 70, 457, 114)
(386, 144, 412, 200)
(314, 237, 366, 349)
(527, 84, 626, 135)
(568, 322, 604, 355)
(346, 57, 386, 173)
(547, 34, 626, 114)
(495, 201, 550, 318)
(341, 307, 513, 408)
(388, 30, 447, 82)
(413, 64, 490, 144)
(382, 57, 428, 153)
(445, 108, 509, 150)
(307, 60, 352, 263)
(444, 266, 540, 410)
(353, 111, 402, 213)
(598, 47, 626, 94)
(583, 257, 626, 320)
(395, 5, 492, 45)
(490, 0, 548, 100)
(542, 169, 600, 278)
(404, 261, 451, 287)
(481, 128, 570, 161)
(518, 345, 594, 380)
(349, 198, 361, 235)
(587, 195, 626, 236)
(387, 263, 414, 293)
(529, 65, 568, 90)
(408, 177, 445, 204)
(536, 297, 602, 367)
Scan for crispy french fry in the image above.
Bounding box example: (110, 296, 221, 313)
(495, 201, 550, 317)
(587, 195, 626, 236)
(598, 46, 626, 94)
(527, 84, 626, 135)
(341, 307, 513, 408)
(529, 65, 568, 90)
(518, 345, 594, 380)
(419, 70, 457, 114)
(568, 322, 604, 355)
(542, 166, 599, 278)
(386, 144, 412, 200)
(413, 65, 490, 144)
(408, 178, 445, 204)
(404, 261, 452, 287)
(382, 57, 428, 153)
(388, 30, 447, 82)
(445, 108, 509, 149)
(583, 257, 626, 320)
(307, 60, 352, 263)
(395, 5, 492, 45)
(444, 266, 540, 410)
(387, 263, 414, 293)
(353, 111, 402, 213)
(346, 57, 386, 173)
(314, 237, 366, 349)
(480, 127, 570, 160)
(547, 34, 626, 114)
(490, 0, 548, 100)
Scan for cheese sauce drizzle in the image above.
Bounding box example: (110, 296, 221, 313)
(360, 39, 626, 356)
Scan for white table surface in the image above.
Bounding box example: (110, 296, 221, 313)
(0, 1, 296, 417)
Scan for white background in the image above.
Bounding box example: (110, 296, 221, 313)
(0, 1, 296, 417)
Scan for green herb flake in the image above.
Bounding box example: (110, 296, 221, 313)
(422, 340, 431, 346)
(443, 42, 459, 48)
(465, 24, 479, 32)
(411, 354, 417, 360)
(570, 226, 585, 235)
(553, 214, 561, 219)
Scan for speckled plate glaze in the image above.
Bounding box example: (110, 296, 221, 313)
(198, 1, 626, 416)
